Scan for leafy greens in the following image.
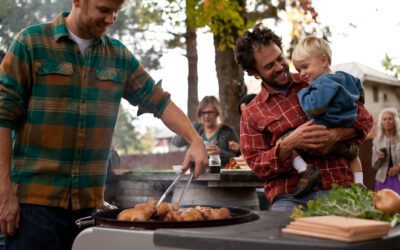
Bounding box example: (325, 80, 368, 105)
(291, 184, 400, 227)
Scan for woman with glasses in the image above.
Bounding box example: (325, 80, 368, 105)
(172, 96, 239, 166)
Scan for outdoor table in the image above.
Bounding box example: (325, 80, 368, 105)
(115, 170, 264, 210)
(154, 211, 400, 250)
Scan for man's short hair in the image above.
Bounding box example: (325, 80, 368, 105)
(235, 23, 282, 75)
(292, 36, 332, 65)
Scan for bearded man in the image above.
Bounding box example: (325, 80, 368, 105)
(234, 24, 373, 212)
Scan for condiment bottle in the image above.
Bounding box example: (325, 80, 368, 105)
(208, 154, 221, 173)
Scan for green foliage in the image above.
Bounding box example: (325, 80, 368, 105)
(0, 0, 162, 70)
(0, 0, 14, 23)
(0, 0, 65, 50)
(137, 1, 164, 27)
(382, 54, 400, 79)
(291, 184, 400, 226)
(197, 0, 248, 51)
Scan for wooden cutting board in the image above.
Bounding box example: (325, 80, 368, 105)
(282, 215, 391, 243)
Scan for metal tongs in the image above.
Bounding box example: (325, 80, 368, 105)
(156, 163, 195, 207)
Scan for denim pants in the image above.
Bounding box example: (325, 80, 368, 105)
(0, 233, 4, 250)
(271, 190, 329, 212)
(5, 204, 95, 250)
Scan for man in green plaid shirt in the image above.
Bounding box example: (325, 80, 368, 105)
(0, 0, 208, 248)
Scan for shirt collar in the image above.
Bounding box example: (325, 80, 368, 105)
(52, 12, 107, 45)
(258, 73, 304, 102)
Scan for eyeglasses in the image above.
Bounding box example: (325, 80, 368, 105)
(199, 111, 217, 117)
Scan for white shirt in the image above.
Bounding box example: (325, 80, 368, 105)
(68, 29, 93, 55)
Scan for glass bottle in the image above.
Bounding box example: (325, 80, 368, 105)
(208, 154, 221, 173)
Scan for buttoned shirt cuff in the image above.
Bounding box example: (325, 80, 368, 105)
(0, 112, 20, 129)
(137, 87, 171, 118)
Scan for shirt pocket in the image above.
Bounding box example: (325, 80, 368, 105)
(36, 61, 73, 76)
(95, 67, 124, 102)
(96, 67, 124, 83)
(34, 61, 74, 98)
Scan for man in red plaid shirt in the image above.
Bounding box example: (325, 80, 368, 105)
(234, 24, 373, 212)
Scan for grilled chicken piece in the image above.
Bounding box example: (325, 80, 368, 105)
(156, 202, 181, 221)
(158, 207, 205, 222)
(179, 207, 205, 221)
(117, 199, 157, 221)
(117, 200, 231, 222)
(156, 202, 179, 217)
(194, 206, 231, 220)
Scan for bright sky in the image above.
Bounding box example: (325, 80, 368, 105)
(127, 0, 400, 131)
(313, 0, 400, 69)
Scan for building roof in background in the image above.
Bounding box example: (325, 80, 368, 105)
(333, 62, 400, 87)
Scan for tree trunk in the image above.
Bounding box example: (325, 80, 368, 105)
(212, 0, 247, 134)
(213, 39, 246, 134)
(186, 25, 199, 121)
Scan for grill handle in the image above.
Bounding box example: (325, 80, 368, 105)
(75, 216, 95, 229)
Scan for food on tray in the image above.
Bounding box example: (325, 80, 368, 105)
(117, 199, 157, 221)
(117, 200, 231, 222)
(224, 155, 251, 170)
(291, 184, 400, 226)
(194, 206, 231, 220)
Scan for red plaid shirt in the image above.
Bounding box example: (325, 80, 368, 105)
(240, 74, 373, 202)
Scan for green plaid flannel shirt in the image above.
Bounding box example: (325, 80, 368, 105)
(0, 12, 170, 210)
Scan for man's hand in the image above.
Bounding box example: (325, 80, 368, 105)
(279, 120, 330, 161)
(0, 182, 20, 236)
(282, 120, 328, 147)
(0, 128, 19, 236)
(182, 138, 208, 178)
(311, 127, 357, 155)
(309, 129, 339, 155)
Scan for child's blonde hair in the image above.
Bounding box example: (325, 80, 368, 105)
(292, 36, 332, 65)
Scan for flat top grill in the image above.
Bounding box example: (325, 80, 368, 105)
(73, 211, 400, 250)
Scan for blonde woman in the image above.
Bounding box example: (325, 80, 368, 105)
(172, 96, 239, 166)
(372, 108, 400, 194)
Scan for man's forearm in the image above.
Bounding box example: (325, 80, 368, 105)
(0, 127, 13, 185)
(160, 101, 202, 145)
(278, 139, 293, 162)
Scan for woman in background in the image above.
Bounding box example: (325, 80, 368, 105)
(372, 108, 400, 194)
(172, 96, 239, 166)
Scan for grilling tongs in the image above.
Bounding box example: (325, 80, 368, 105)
(156, 163, 195, 207)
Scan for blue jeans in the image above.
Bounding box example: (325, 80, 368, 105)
(271, 190, 329, 212)
(5, 204, 95, 250)
(0, 233, 4, 250)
